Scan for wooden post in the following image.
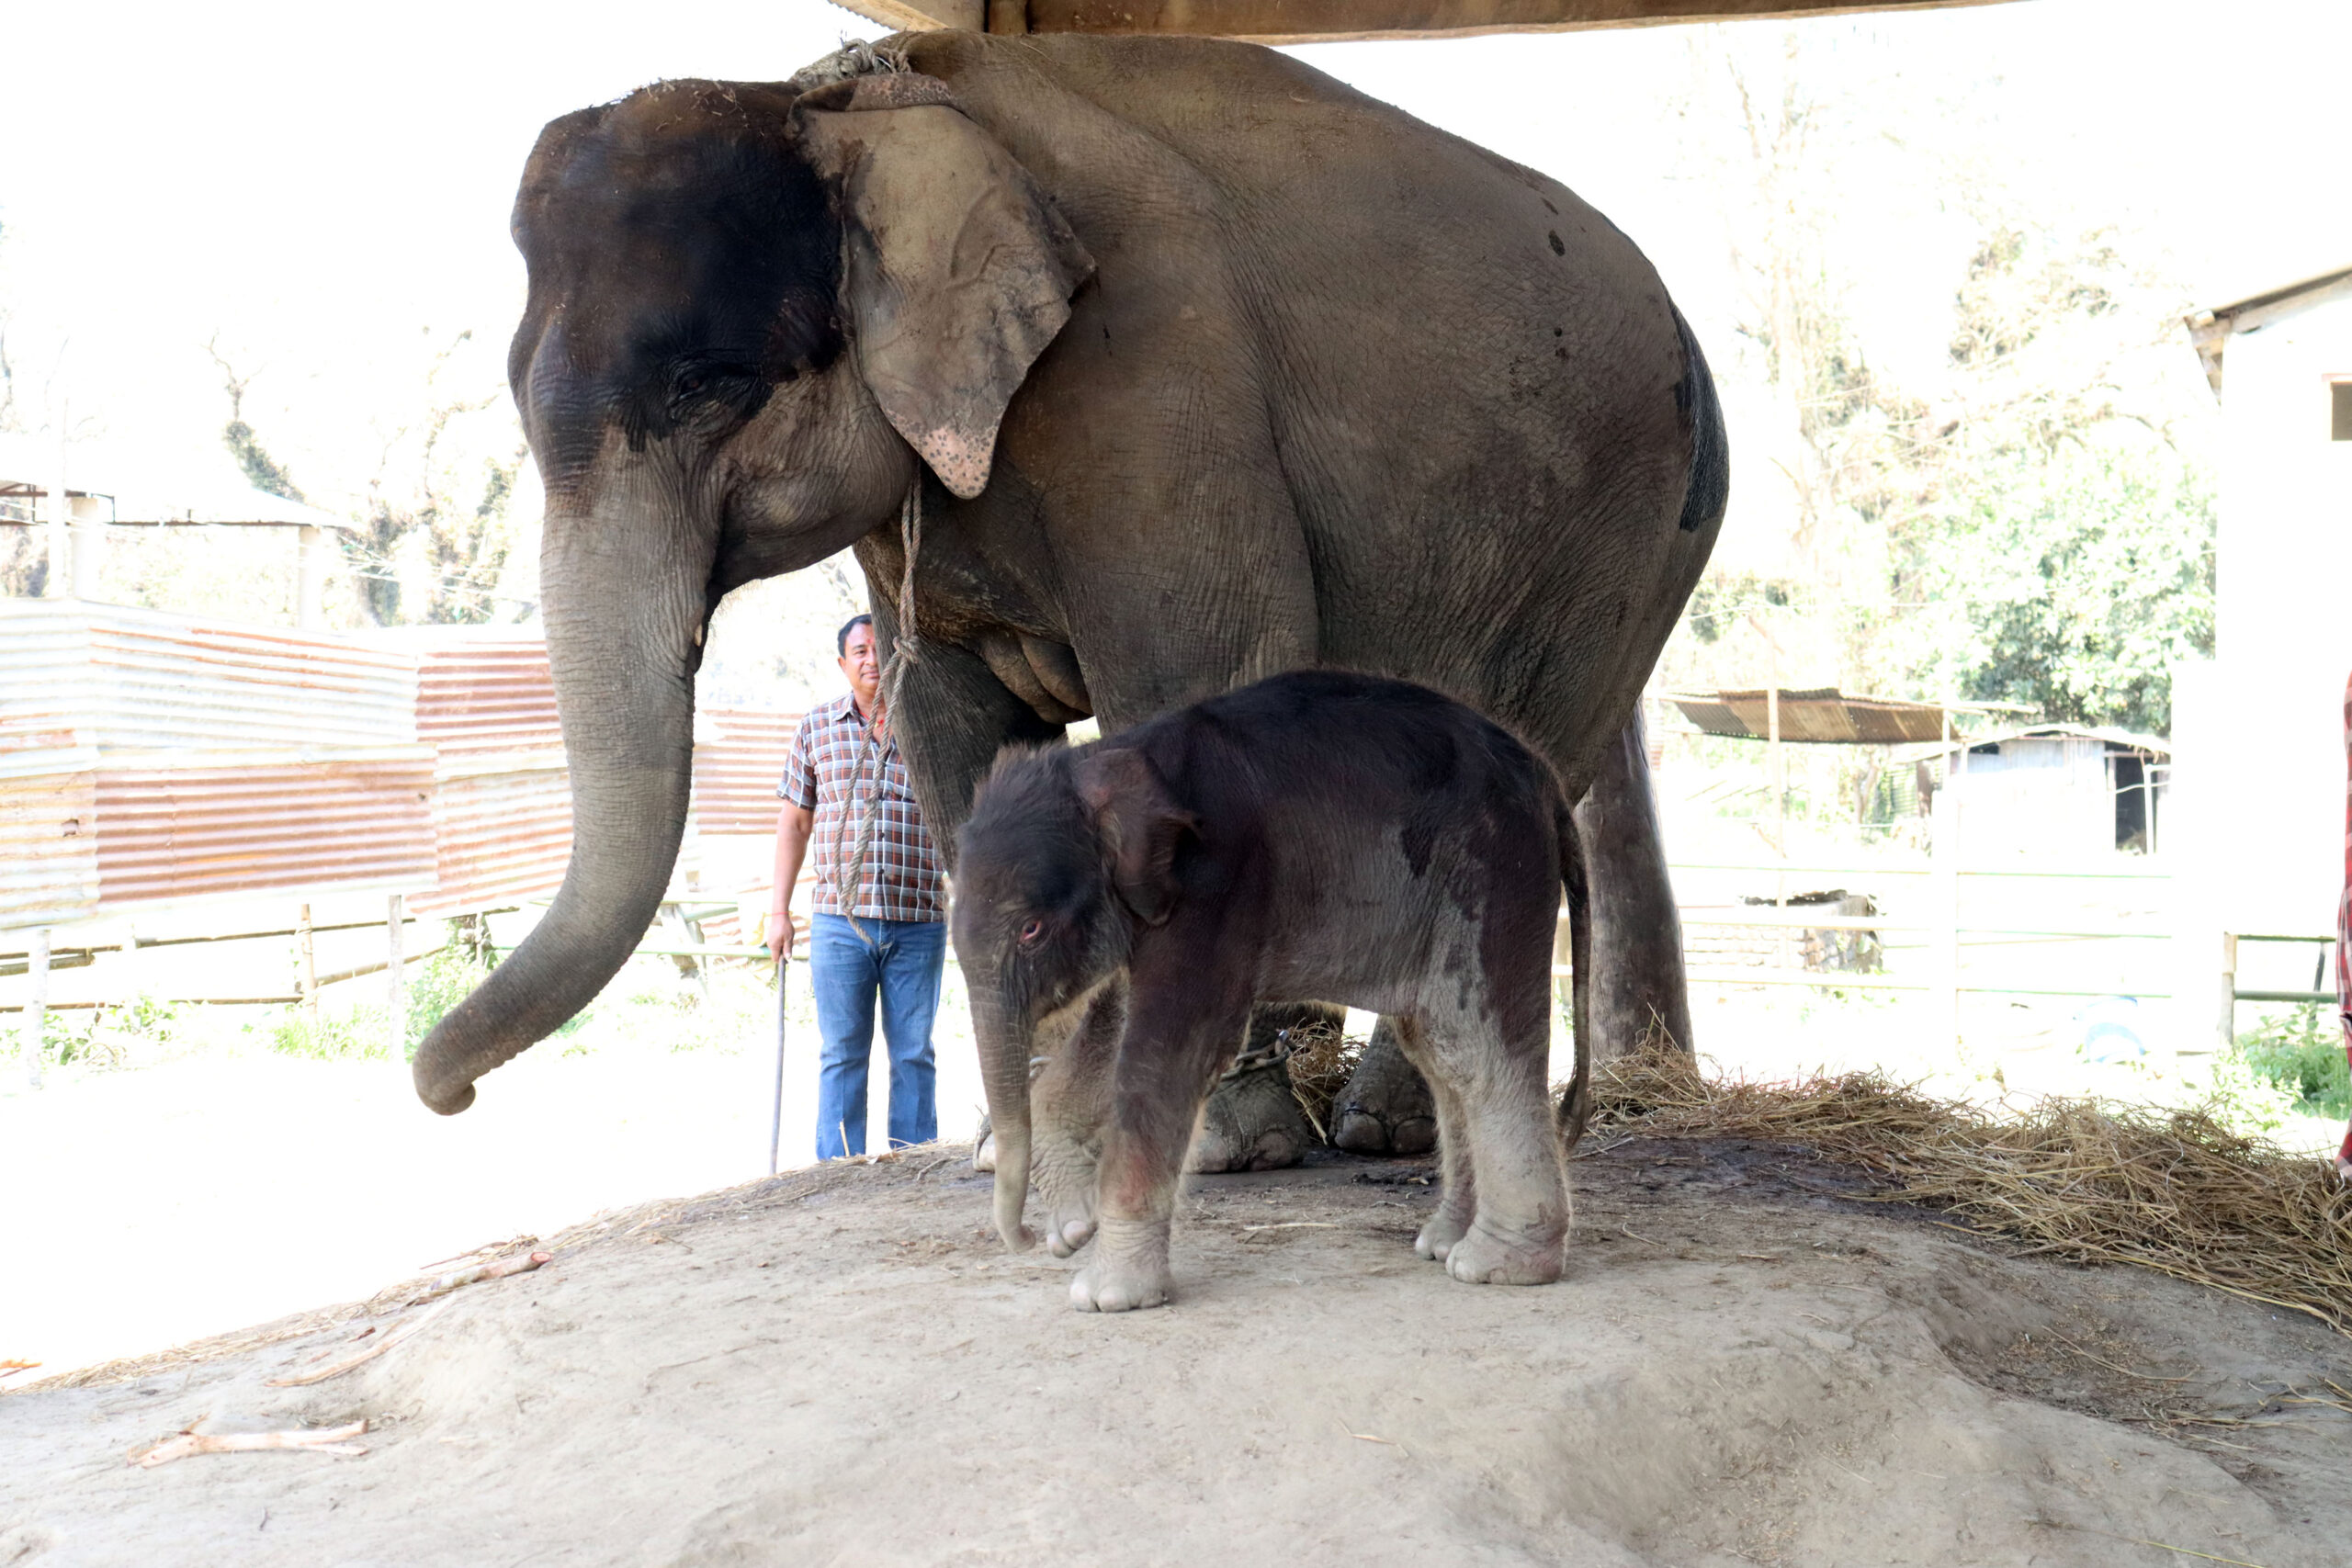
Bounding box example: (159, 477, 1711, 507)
(2217, 931, 2238, 1054)
(386, 894, 405, 1061)
(1931, 785, 1960, 1051)
(45, 439, 72, 599)
(1766, 679, 1784, 907)
(297, 903, 318, 1018)
(297, 525, 326, 630)
(21, 928, 48, 1088)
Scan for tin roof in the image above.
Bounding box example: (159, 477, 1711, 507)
(1666, 689, 1968, 746)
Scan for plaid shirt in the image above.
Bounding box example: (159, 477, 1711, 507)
(779, 694, 946, 923)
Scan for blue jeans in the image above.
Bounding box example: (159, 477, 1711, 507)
(809, 914, 944, 1159)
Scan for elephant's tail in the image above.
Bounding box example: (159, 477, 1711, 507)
(1555, 795, 1592, 1150)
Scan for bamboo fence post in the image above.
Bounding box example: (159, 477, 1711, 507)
(387, 894, 406, 1061)
(297, 904, 318, 1019)
(21, 928, 48, 1089)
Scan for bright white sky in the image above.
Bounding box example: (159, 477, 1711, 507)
(1, 0, 2344, 531)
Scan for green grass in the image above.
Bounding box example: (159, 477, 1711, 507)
(2237, 1003, 2352, 1121)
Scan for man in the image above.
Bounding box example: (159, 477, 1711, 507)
(769, 615, 946, 1159)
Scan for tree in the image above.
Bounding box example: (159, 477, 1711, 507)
(1661, 32, 2215, 743)
(347, 329, 526, 626)
(206, 336, 306, 502)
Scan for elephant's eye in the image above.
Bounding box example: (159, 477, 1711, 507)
(1018, 919, 1045, 945)
(673, 369, 709, 400)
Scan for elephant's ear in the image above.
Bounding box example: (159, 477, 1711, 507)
(795, 77, 1094, 501)
(1075, 749, 1195, 928)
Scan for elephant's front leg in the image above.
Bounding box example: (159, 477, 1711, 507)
(1329, 1014, 1438, 1156)
(1073, 985, 1251, 1314)
(1030, 982, 1124, 1257)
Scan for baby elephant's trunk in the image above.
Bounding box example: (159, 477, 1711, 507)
(976, 1000, 1037, 1251)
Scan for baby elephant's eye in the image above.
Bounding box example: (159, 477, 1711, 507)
(1018, 919, 1045, 945)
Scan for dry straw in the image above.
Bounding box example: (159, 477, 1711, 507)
(1583, 1049, 2352, 1338)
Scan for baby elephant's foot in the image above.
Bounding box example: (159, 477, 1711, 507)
(1069, 1219, 1172, 1312)
(1444, 1220, 1566, 1286)
(1045, 1211, 1097, 1258)
(1413, 1208, 1472, 1262)
(1069, 1257, 1173, 1313)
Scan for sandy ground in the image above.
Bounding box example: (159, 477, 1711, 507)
(6, 1139, 2351, 1567)
(0, 967, 990, 1384)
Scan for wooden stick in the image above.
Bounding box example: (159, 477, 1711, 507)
(266, 1298, 454, 1387)
(133, 1419, 368, 1468)
(409, 1248, 550, 1303)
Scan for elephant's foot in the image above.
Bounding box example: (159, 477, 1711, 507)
(1187, 1056, 1313, 1174)
(1443, 1219, 1566, 1286)
(1032, 1140, 1101, 1259)
(1331, 1018, 1437, 1156)
(971, 1113, 995, 1173)
(1413, 1204, 1473, 1263)
(1069, 1221, 1173, 1313)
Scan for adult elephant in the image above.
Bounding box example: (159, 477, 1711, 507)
(411, 34, 1726, 1156)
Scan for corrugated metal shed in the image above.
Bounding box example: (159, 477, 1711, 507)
(0, 601, 416, 770)
(1668, 688, 1956, 745)
(94, 755, 436, 906)
(415, 639, 562, 767)
(692, 706, 805, 835)
(0, 770, 98, 928)
(411, 763, 572, 917)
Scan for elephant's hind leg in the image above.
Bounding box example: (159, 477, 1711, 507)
(1422, 1013, 1569, 1287)
(1387, 1015, 1476, 1263)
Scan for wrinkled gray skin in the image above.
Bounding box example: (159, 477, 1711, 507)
(956, 672, 1577, 1311)
(1331, 705, 1692, 1156)
(409, 31, 1726, 1175)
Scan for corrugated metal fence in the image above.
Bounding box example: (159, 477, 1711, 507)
(0, 604, 799, 932)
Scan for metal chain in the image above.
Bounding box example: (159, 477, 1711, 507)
(828, 479, 925, 941)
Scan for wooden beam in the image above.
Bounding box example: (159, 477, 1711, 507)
(831, 0, 2017, 42)
(831, 0, 983, 34)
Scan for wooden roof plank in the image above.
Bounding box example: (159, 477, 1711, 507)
(831, 0, 2018, 41)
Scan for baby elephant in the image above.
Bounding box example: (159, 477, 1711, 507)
(953, 670, 1577, 1312)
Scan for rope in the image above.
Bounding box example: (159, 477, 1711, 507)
(1220, 1028, 1306, 1084)
(828, 479, 925, 941)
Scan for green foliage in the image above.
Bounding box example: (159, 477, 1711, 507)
(222, 418, 306, 502)
(1900, 441, 2214, 733)
(2237, 1005, 2352, 1121)
(270, 1006, 388, 1061)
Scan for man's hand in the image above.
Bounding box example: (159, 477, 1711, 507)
(766, 910, 804, 963)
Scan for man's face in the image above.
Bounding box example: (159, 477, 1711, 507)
(839, 623, 880, 709)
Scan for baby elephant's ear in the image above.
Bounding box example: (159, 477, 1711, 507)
(794, 80, 1095, 501)
(1075, 750, 1195, 927)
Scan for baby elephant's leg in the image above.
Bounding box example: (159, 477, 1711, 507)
(1029, 987, 1124, 1258)
(1439, 1029, 1571, 1288)
(1073, 998, 1248, 1313)
(1391, 1015, 1476, 1262)
(1434, 1018, 1570, 1286)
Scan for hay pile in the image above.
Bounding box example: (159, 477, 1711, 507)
(1584, 1050, 2352, 1337)
(1282, 1024, 1363, 1140)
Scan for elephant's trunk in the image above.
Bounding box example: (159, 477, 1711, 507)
(411, 479, 714, 1113)
(974, 995, 1035, 1251)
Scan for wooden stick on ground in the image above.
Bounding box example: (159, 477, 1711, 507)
(266, 1297, 455, 1388)
(133, 1419, 368, 1468)
(408, 1248, 551, 1305)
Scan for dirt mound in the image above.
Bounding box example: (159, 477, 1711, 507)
(6, 1139, 2349, 1566)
